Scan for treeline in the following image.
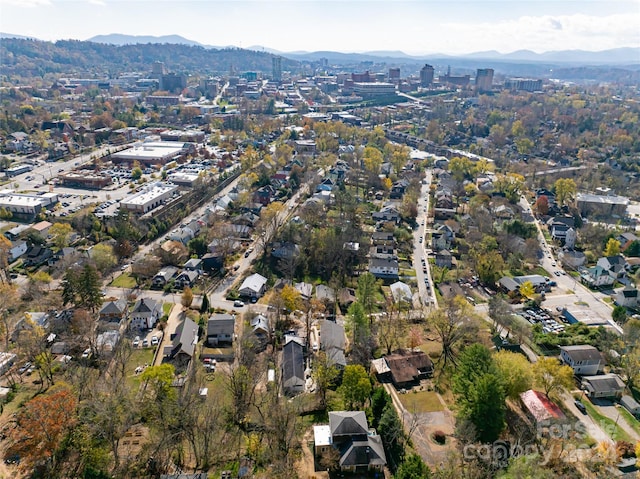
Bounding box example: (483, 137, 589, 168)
(0, 38, 299, 78)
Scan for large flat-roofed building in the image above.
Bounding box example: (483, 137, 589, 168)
(120, 182, 179, 214)
(352, 82, 396, 98)
(159, 129, 205, 143)
(504, 78, 543, 92)
(59, 171, 112, 189)
(0, 192, 58, 217)
(576, 193, 629, 218)
(475, 68, 494, 92)
(110, 142, 187, 166)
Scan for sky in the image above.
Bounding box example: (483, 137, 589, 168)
(1, 0, 639, 55)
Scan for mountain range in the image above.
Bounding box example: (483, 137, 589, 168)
(3, 32, 637, 66)
(83, 33, 640, 65)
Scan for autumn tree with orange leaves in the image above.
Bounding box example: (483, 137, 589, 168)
(7, 385, 77, 468)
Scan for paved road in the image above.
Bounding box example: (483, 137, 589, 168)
(412, 170, 436, 309)
(518, 196, 620, 334)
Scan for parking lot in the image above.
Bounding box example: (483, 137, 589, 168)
(516, 306, 565, 333)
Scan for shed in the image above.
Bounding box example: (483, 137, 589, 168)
(620, 395, 640, 417)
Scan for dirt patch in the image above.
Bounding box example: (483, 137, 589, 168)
(294, 428, 329, 479)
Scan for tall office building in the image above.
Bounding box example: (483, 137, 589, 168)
(475, 68, 494, 93)
(388, 68, 400, 83)
(272, 56, 282, 82)
(420, 64, 434, 87)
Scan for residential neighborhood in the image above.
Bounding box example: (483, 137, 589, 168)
(0, 28, 639, 479)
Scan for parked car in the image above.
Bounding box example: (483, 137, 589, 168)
(133, 336, 140, 347)
(81, 348, 91, 359)
(142, 339, 149, 347)
(234, 300, 245, 308)
(574, 400, 587, 414)
(151, 336, 159, 346)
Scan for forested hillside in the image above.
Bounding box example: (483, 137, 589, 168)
(0, 38, 298, 78)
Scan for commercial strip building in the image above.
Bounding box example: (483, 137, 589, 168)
(0, 191, 58, 217)
(576, 192, 629, 218)
(120, 182, 179, 214)
(110, 141, 192, 166)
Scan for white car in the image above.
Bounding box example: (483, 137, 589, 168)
(151, 336, 159, 346)
(133, 336, 140, 347)
(81, 348, 91, 359)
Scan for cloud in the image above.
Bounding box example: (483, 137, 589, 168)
(87, 0, 106, 5)
(0, 0, 50, 6)
(443, 13, 640, 53)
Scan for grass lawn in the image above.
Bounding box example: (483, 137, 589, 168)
(583, 400, 632, 442)
(0, 385, 37, 418)
(399, 390, 445, 413)
(110, 273, 136, 288)
(125, 348, 156, 390)
(615, 404, 640, 436)
(163, 302, 173, 316)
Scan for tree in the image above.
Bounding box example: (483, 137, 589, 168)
(0, 283, 18, 350)
(181, 286, 194, 308)
(475, 250, 505, 286)
(0, 235, 12, 284)
(427, 296, 479, 369)
(553, 178, 577, 207)
(534, 195, 549, 215)
(200, 293, 210, 314)
(62, 264, 103, 312)
(379, 403, 406, 470)
(604, 238, 621, 257)
(49, 222, 73, 249)
(188, 235, 208, 257)
(518, 280, 536, 300)
(338, 364, 371, 410)
(612, 305, 627, 324)
(496, 455, 555, 479)
(91, 242, 117, 274)
(395, 453, 431, 479)
(356, 272, 378, 322)
(363, 146, 383, 175)
(7, 384, 77, 469)
(532, 357, 574, 399)
(140, 363, 176, 403)
(131, 166, 142, 180)
(280, 284, 301, 312)
(312, 351, 340, 409)
(452, 344, 506, 443)
(493, 350, 533, 399)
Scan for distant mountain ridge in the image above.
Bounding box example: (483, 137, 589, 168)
(83, 33, 640, 65)
(87, 33, 206, 47)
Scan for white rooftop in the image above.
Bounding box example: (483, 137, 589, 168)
(313, 425, 332, 447)
(122, 183, 178, 206)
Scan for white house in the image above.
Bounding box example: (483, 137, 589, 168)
(369, 258, 399, 278)
(597, 255, 628, 279)
(130, 298, 162, 330)
(581, 266, 615, 288)
(239, 273, 268, 298)
(9, 240, 28, 262)
(560, 345, 602, 376)
(614, 286, 639, 309)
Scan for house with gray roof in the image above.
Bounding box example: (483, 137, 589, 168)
(320, 319, 346, 368)
(152, 266, 178, 288)
(315, 411, 387, 474)
(239, 273, 268, 298)
(282, 340, 305, 396)
(99, 298, 128, 324)
(164, 317, 198, 366)
(581, 374, 625, 399)
(560, 345, 602, 376)
(130, 298, 161, 330)
(206, 313, 235, 347)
